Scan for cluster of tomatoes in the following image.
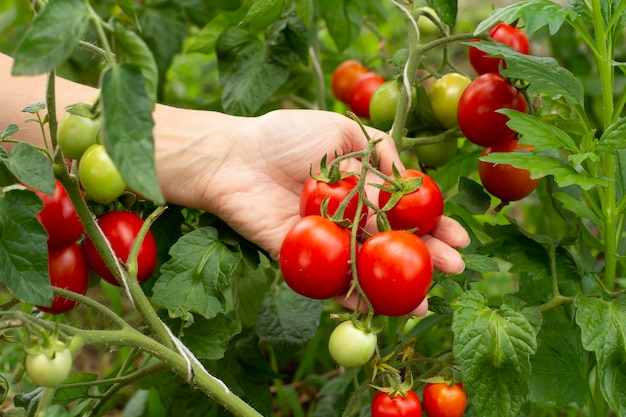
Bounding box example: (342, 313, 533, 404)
(330, 60, 386, 120)
(459, 22, 540, 202)
(371, 382, 467, 417)
(279, 166, 443, 317)
(30, 111, 157, 315)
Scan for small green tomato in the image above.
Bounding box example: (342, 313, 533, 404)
(328, 320, 377, 368)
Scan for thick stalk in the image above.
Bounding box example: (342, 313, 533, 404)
(591, 0, 618, 291)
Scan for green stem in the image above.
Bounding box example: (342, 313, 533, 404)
(34, 387, 55, 417)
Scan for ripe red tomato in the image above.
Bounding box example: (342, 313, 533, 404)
(83, 211, 157, 286)
(348, 72, 386, 119)
(32, 179, 84, 249)
(422, 383, 467, 417)
(37, 243, 89, 314)
(331, 60, 370, 104)
(457, 72, 527, 148)
(300, 172, 367, 230)
(479, 138, 539, 202)
(279, 216, 351, 300)
(378, 169, 444, 236)
(372, 390, 423, 417)
(469, 22, 530, 75)
(357, 231, 432, 316)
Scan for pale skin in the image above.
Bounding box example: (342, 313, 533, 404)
(1, 52, 470, 315)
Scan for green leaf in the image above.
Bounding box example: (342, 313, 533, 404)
(529, 307, 590, 407)
(151, 227, 242, 320)
(101, 64, 164, 203)
(552, 191, 603, 227)
(449, 176, 491, 215)
(114, 0, 139, 28)
(575, 295, 626, 416)
(255, 281, 323, 356)
(240, 0, 285, 31)
(501, 109, 580, 154)
(186, 10, 246, 55)
(232, 260, 272, 327)
(480, 152, 608, 190)
(1, 124, 19, 140)
(463, 253, 499, 273)
(469, 42, 585, 107)
(426, 0, 457, 27)
(318, 0, 364, 52)
(112, 24, 159, 106)
(598, 117, 626, 153)
(0, 188, 52, 306)
(452, 291, 541, 417)
(0, 142, 54, 194)
(182, 314, 242, 360)
(11, 0, 89, 75)
(474, 0, 577, 35)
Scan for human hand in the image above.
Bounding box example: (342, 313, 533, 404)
(196, 108, 469, 267)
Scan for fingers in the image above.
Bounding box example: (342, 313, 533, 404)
(333, 292, 430, 317)
(363, 126, 405, 175)
(430, 216, 471, 249)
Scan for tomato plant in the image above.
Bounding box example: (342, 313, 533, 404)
(378, 169, 444, 236)
(422, 383, 467, 417)
(469, 22, 529, 75)
(348, 72, 386, 119)
(457, 72, 527, 147)
(369, 79, 401, 128)
(327, 320, 377, 368)
(25, 346, 73, 388)
(37, 243, 89, 315)
(279, 215, 351, 300)
(300, 171, 367, 230)
(57, 111, 100, 160)
(31, 179, 84, 249)
(331, 60, 370, 104)
(372, 390, 423, 417)
(83, 211, 157, 286)
(428, 73, 471, 129)
(78, 144, 126, 204)
(357, 230, 432, 316)
(478, 138, 539, 202)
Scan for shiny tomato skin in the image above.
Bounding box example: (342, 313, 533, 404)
(32, 179, 84, 249)
(457, 72, 527, 148)
(280, 216, 351, 300)
(372, 390, 423, 417)
(378, 169, 444, 236)
(78, 144, 126, 204)
(331, 60, 370, 104)
(422, 383, 467, 417)
(357, 231, 433, 316)
(414, 137, 458, 169)
(83, 211, 157, 286)
(300, 172, 367, 230)
(37, 243, 89, 315)
(328, 320, 377, 368)
(348, 72, 386, 119)
(428, 72, 472, 129)
(479, 138, 539, 202)
(25, 347, 73, 388)
(369, 79, 401, 128)
(57, 112, 101, 160)
(469, 22, 530, 75)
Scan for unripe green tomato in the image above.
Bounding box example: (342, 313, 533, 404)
(57, 112, 101, 160)
(328, 321, 377, 368)
(369, 80, 401, 129)
(417, 7, 441, 36)
(25, 347, 72, 388)
(428, 73, 472, 129)
(78, 144, 126, 203)
(414, 136, 458, 168)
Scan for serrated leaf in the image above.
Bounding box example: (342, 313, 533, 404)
(452, 291, 541, 417)
(0, 124, 19, 140)
(500, 109, 580, 154)
(470, 42, 584, 107)
(112, 24, 158, 106)
(474, 0, 576, 35)
(241, 0, 285, 31)
(449, 176, 491, 215)
(232, 261, 272, 327)
(530, 307, 590, 407)
(0, 142, 55, 194)
(552, 191, 603, 227)
(101, 64, 163, 203)
(598, 117, 626, 153)
(480, 152, 608, 190)
(0, 189, 52, 306)
(318, 0, 364, 52)
(255, 281, 322, 356)
(463, 253, 499, 273)
(426, 0, 457, 27)
(575, 295, 626, 416)
(182, 314, 242, 360)
(12, 0, 89, 75)
(151, 227, 242, 320)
